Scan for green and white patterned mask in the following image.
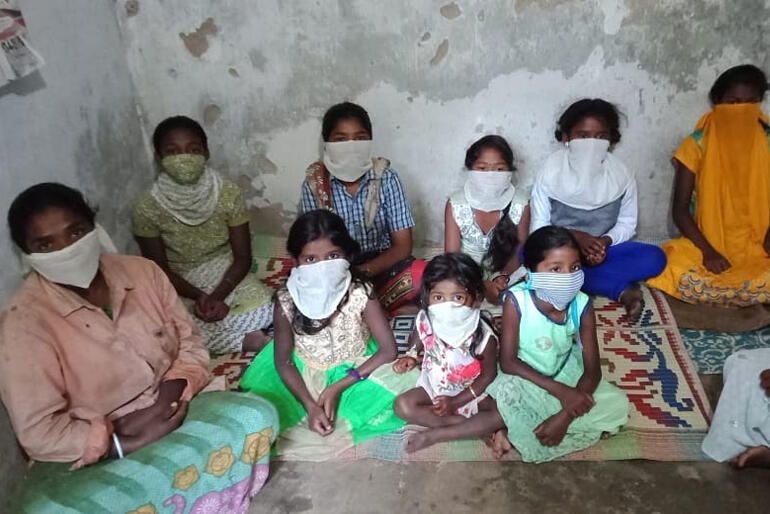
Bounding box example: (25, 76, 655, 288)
(161, 153, 207, 184)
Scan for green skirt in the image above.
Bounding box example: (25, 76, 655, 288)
(240, 338, 416, 460)
(487, 352, 630, 463)
(13, 392, 278, 513)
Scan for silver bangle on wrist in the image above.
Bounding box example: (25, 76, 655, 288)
(112, 433, 124, 459)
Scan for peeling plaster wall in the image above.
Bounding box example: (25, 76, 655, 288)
(0, 1, 150, 504)
(0, 0, 152, 302)
(117, 0, 769, 247)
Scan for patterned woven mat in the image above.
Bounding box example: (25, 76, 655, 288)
(680, 327, 770, 375)
(209, 286, 712, 462)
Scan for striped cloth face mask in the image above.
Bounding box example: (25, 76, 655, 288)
(525, 269, 585, 311)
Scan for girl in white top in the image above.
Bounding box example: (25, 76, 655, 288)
(445, 135, 531, 306)
(530, 99, 666, 319)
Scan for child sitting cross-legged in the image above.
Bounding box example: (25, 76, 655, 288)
(393, 252, 504, 452)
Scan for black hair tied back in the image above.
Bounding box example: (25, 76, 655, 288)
(555, 98, 622, 144)
(523, 226, 580, 271)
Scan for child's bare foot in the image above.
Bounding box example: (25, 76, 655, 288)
(491, 429, 513, 459)
(730, 446, 770, 469)
(242, 330, 270, 353)
(405, 431, 436, 453)
(619, 287, 644, 321)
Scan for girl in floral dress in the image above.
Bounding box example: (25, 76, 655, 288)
(393, 253, 503, 452)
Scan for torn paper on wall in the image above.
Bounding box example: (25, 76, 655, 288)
(0, 1, 44, 86)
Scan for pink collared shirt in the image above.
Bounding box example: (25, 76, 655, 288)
(0, 254, 210, 462)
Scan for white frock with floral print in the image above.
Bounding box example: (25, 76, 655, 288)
(412, 309, 494, 418)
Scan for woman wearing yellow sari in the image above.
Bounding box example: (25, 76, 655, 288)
(649, 65, 770, 307)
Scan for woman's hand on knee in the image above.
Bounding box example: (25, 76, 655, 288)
(701, 247, 731, 274)
(118, 401, 189, 456)
(195, 294, 229, 322)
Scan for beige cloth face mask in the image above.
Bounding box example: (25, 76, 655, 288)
(323, 140, 373, 182)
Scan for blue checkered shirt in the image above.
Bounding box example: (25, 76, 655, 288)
(300, 167, 415, 254)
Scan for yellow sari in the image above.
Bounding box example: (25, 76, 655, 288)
(648, 104, 770, 306)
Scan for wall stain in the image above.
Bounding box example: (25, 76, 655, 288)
(254, 152, 278, 175)
(420, 31, 431, 42)
(228, 67, 240, 77)
(440, 2, 462, 19)
(248, 203, 295, 236)
(180, 17, 218, 58)
(249, 48, 268, 71)
(430, 39, 449, 66)
(515, 0, 572, 14)
(236, 174, 251, 191)
(203, 104, 222, 125)
(125, 0, 139, 17)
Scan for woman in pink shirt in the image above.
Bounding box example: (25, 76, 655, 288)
(1, 183, 278, 513)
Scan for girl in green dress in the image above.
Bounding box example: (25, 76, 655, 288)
(240, 210, 416, 459)
(487, 226, 629, 462)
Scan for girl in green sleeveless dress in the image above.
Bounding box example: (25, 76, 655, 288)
(487, 226, 629, 462)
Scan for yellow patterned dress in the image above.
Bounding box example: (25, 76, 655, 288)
(132, 180, 273, 352)
(648, 105, 770, 307)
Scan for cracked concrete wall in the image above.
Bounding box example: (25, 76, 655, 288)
(117, 0, 769, 248)
(0, 1, 151, 506)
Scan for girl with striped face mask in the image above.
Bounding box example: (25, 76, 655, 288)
(483, 226, 629, 462)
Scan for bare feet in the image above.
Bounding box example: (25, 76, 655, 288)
(730, 446, 770, 469)
(490, 429, 513, 459)
(619, 287, 644, 321)
(405, 431, 436, 453)
(241, 330, 271, 353)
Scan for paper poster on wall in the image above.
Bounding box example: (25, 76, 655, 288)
(0, 1, 44, 86)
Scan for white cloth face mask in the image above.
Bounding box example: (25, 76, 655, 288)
(464, 170, 515, 212)
(538, 138, 632, 210)
(23, 228, 102, 288)
(567, 138, 610, 178)
(323, 140, 373, 182)
(427, 302, 481, 348)
(286, 258, 353, 320)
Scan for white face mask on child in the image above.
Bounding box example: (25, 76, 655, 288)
(24, 229, 102, 289)
(525, 269, 585, 311)
(464, 170, 515, 212)
(566, 138, 610, 178)
(286, 258, 353, 320)
(427, 302, 481, 347)
(323, 140, 373, 182)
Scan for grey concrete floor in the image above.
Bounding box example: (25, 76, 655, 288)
(252, 460, 770, 514)
(251, 374, 770, 514)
